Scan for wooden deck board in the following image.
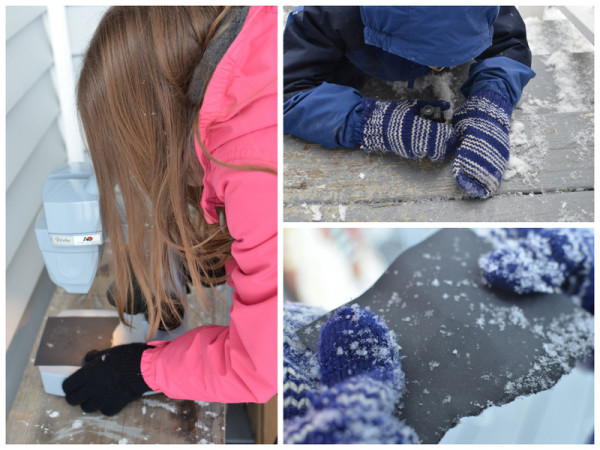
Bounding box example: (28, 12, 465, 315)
(6, 246, 228, 444)
(284, 190, 593, 222)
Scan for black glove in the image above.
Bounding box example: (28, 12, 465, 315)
(63, 343, 153, 416)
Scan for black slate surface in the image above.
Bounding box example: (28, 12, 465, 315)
(34, 316, 120, 367)
(298, 229, 593, 443)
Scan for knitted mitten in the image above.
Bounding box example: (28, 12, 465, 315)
(360, 98, 457, 161)
(479, 229, 594, 314)
(452, 90, 514, 198)
(284, 305, 419, 444)
(318, 305, 404, 387)
(283, 302, 325, 421)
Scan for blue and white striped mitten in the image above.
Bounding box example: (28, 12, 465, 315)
(283, 302, 324, 421)
(479, 229, 594, 314)
(285, 305, 419, 444)
(360, 98, 457, 161)
(452, 90, 513, 198)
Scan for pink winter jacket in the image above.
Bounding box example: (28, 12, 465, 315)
(140, 6, 277, 403)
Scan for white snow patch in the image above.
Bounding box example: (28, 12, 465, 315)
(309, 205, 322, 221)
(524, 15, 594, 55)
(504, 155, 530, 181)
(544, 51, 584, 113)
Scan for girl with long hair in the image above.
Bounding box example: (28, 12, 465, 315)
(62, 6, 277, 416)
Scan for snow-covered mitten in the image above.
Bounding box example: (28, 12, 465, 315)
(318, 305, 403, 387)
(452, 90, 513, 198)
(479, 228, 594, 314)
(283, 302, 324, 421)
(360, 98, 457, 161)
(285, 305, 419, 444)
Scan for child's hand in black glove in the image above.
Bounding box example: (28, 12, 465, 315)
(63, 343, 153, 416)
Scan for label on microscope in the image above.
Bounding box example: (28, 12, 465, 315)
(50, 232, 103, 246)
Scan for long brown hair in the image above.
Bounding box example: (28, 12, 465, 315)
(78, 6, 240, 337)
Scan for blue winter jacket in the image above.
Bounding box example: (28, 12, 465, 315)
(284, 6, 536, 148)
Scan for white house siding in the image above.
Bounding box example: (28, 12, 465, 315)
(6, 7, 67, 346)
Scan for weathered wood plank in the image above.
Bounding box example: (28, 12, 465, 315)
(524, 18, 595, 56)
(284, 190, 593, 222)
(7, 246, 228, 444)
(522, 53, 594, 114)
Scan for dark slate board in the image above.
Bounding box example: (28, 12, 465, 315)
(34, 316, 120, 367)
(298, 229, 593, 443)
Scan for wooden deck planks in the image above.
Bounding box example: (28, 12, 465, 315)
(284, 190, 593, 223)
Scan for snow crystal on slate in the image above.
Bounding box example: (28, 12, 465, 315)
(474, 302, 531, 331)
(429, 361, 440, 371)
(504, 308, 593, 396)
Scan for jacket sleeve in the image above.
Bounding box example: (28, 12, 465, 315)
(284, 6, 366, 148)
(461, 6, 536, 105)
(140, 167, 277, 403)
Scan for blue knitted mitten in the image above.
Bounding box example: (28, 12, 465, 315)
(360, 98, 457, 161)
(318, 305, 404, 387)
(452, 90, 513, 198)
(479, 229, 594, 314)
(284, 305, 419, 444)
(283, 302, 325, 421)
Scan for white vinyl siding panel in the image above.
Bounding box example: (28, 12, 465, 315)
(6, 11, 54, 112)
(5, 122, 66, 344)
(6, 6, 45, 40)
(5, 7, 68, 345)
(5, 220, 49, 347)
(6, 72, 60, 189)
(6, 124, 66, 265)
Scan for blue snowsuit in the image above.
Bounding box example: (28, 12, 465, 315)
(284, 6, 536, 148)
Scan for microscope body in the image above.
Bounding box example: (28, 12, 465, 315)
(35, 162, 103, 293)
(34, 162, 188, 396)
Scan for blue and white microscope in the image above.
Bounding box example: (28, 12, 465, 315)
(34, 162, 187, 395)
